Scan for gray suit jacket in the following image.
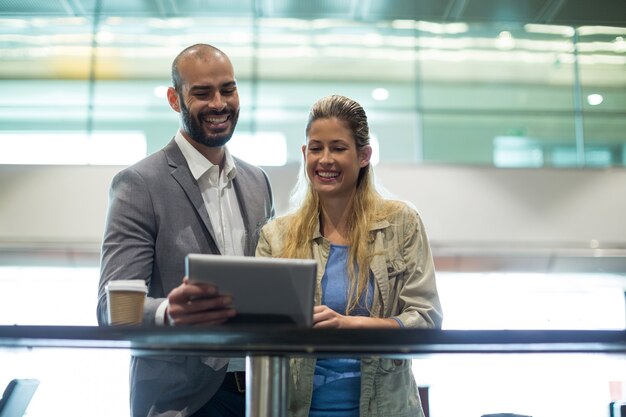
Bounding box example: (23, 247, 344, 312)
(97, 139, 274, 417)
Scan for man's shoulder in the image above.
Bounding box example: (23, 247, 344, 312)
(233, 156, 271, 188)
(233, 156, 266, 175)
(136, 148, 168, 169)
(110, 147, 172, 189)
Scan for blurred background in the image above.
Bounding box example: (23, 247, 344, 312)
(0, 1, 625, 416)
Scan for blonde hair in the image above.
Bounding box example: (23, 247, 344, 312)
(280, 95, 402, 314)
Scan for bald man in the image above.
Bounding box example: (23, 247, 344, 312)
(97, 44, 274, 417)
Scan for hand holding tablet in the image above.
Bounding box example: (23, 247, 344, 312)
(185, 254, 317, 326)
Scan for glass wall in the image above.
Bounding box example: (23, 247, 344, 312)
(0, 13, 624, 167)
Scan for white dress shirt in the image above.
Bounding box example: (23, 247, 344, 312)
(156, 132, 247, 372)
(156, 132, 245, 324)
(174, 131, 245, 256)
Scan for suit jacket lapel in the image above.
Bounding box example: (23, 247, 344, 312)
(232, 175, 253, 256)
(232, 157, 268, 256)
(163, 139, 221, 255)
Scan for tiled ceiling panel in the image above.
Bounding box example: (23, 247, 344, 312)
(0, 0, 624, 26)
(363, 0, 450, 22)
(82, 0, 161, 17)
(551, 0, 626, 26)
(0, 0, 76, 15)
(461, 0, 548, 23)
(262, 0, 354, 19)
(174, 0, 255, 17)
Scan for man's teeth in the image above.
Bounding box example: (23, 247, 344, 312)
(205, 115, 228, 123)
(318, 171, 339, 178)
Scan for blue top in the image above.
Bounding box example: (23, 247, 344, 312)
(310, 244, 373, 417)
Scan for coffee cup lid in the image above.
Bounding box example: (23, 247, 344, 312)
(106, 280, 148, 293)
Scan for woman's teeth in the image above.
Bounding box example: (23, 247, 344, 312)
(318, 171, 339, 178)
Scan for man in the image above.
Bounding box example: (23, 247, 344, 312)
(97, 44, 274, 417)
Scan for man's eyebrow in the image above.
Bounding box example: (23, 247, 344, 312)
(189, 81, 236, 91)
(189, 85, 212, 92)
(309, 139, 349, 143)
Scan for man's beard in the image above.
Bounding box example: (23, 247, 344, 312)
(180, 99, 239, 148)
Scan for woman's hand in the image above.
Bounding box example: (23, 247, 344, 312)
(166, 277, 236, 325)
(313, 305, 353, 328)
(313, 305, 402, 329)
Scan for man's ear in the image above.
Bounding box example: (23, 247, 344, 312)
(359, 145, 372, 168)
(167, 87, 181, 113)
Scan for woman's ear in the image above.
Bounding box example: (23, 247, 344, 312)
(167, 87, 181, 113)
(359, 145, 372, 168)
(301, 144, 307, 160)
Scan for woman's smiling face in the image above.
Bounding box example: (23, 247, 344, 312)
(303, 117, 371, 200)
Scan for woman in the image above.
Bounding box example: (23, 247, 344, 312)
(256, 95, 443, 417)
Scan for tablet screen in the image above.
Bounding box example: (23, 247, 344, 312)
(186, 254, 317, 327)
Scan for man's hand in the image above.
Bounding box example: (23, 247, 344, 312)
(166, 277, 236, 325)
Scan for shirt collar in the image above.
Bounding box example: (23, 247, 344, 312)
(174, 131, 237, 181)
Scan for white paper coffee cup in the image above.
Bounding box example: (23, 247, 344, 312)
(106, 280, 148, 326)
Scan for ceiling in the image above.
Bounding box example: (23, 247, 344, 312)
(0, 0, 624, 84)
(0, 0, 625, 27)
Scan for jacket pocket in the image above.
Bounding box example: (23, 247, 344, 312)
(384, 258, 407, 317)
(371, 358, 422, 417)
(379, 357, 410, 372)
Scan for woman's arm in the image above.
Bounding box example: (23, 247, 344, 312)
(392, 206, 444, 329)
(313, 305, 401, 328)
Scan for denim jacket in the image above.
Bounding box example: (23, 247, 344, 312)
(256, 202, 443, 417)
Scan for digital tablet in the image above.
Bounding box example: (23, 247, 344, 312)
(186, 254, 317, 327)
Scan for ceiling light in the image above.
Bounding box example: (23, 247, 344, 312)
(153, 86, 168, 99)
(587, 94, 603, 106)
(0, 19, 28, 29)
(524, 24, 575, 37)
(496, 31, 515, 50)
(615, 37, 626, 53)
(95, 31, 114, 44)
(577, 26, 626, 36)
(444, 23, 469, 34)
(391, 20, 416, 30)
(228, 31, 251, 44)
(30, 18, 47, 27)
(415, 21, 468, 34)
(371, 88, 389, 101)
(363, 33, 383, 47)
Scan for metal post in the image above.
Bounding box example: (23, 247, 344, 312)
(572, 29, 586, 167)
(245, 355, 288, 417)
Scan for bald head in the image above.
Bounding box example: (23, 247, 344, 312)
(166, 43, 240, 156)
(171, 44, 230, 95)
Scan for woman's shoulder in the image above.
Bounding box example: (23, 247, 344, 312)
(377, 199, 426, 233)
(261, 213, 297, 234)
(378, 199, 419, 218)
